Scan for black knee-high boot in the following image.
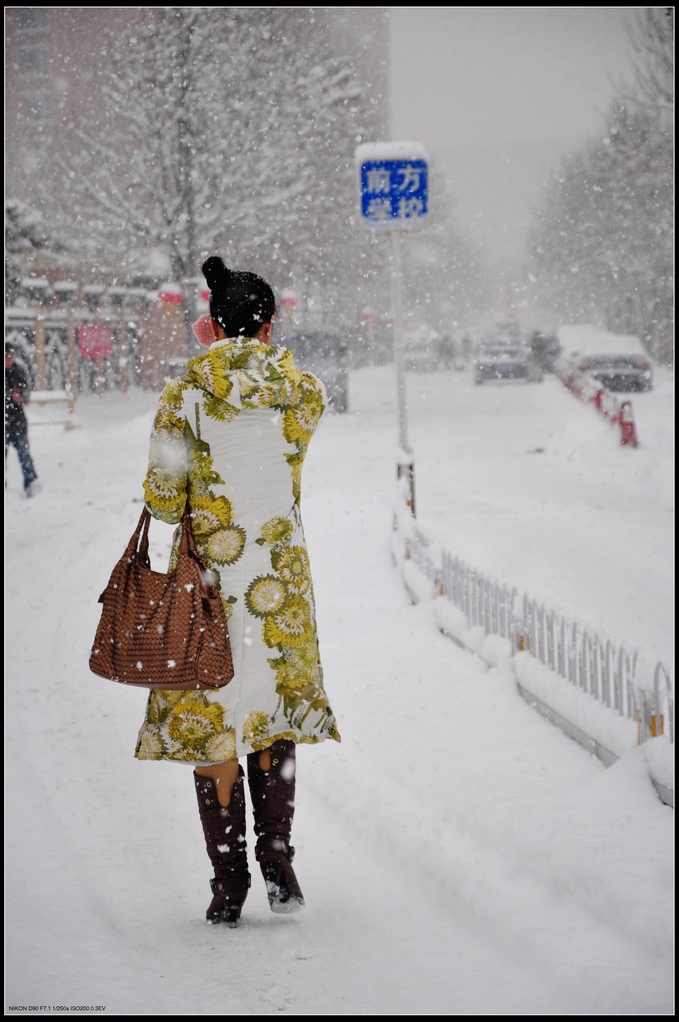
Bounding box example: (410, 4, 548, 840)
(194, 767, 251, 927)
(247, 740, 305, 913)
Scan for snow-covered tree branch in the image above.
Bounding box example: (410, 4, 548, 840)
(526, 8, 674, 364)
(46, 8, 392, 332)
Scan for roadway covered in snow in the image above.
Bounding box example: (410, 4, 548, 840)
(5, 339, 673, 1014)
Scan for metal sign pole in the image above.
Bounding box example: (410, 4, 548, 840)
(390, 229, 415, 515)
(355, 141, 428, 520)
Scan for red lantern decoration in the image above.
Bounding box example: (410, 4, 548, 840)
(158, 284, 183, 304)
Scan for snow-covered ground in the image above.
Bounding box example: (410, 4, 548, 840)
(403, 330, 673, 666)
(5, 326, 674, 1014)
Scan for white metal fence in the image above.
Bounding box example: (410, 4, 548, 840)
(401, 516, 673, 751)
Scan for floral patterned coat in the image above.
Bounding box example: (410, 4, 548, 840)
(135, 336, 340, 764)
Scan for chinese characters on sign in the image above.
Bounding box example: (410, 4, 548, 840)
(359, 159, 428, 229)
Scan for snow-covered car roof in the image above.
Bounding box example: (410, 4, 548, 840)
(558, 325, 650, 360)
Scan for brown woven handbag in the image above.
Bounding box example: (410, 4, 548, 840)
(89, 504, 233, 690)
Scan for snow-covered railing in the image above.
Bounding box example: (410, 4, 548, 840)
(516, 594, 643, 731)
(555, 357, 639, 447)
(5, 306, 144, 395)
(392, 504, 673, 805)
(440, 550, 517, 641)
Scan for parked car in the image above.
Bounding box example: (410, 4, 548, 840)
(279, 329, 349, 411)
(474, 339, 542, 384)
(575, 354, 653, 392)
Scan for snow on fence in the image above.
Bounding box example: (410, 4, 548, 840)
(555, 357, 639, 447)
(391, 504, 674, 808)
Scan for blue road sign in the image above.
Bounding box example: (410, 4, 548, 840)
(358, 158, 428, 230)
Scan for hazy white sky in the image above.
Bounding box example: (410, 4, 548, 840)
(387, 7, 640, 260)
(389, 7, 637, 149)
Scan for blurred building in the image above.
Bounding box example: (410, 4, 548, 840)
(5, 8, 138, 208)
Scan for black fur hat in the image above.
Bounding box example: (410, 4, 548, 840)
(201, 256, 276, 338)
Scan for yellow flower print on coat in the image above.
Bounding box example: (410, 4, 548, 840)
(263, 595, 312, 648)
(136, 691, 238, 762)
(272, 546, 311, 595)
(254, 384, 278, 407)
(143, 469, 185, 517)
(146, 688, 185, 725)
(277, 346, 302, 383)
(156, 377, 185, 413)
(203, 394, 239, 422)
(189, 494, 234, 538)
(206, 524, 246, 565)
(187, 350, 236, 401)
(205, 728, 238, 762)
(137, 727, 165, 759)
(153, 403, 184, 435)
(187, 445, 222, 489)
(245, 575, 287, 618)
(166, 694, 226, 752)
(260, 516, 295, 546)
(285, 451, 304, 503)
(231, 369, 259, 402)
(282, 389, 324, 445)
(268, 642, 319, 695)
(242, 711, 271, 749)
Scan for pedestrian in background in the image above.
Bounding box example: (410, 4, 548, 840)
(136, 255, 340, 928)
(439, 333, 455, 371)
(5, 342, 40, 497)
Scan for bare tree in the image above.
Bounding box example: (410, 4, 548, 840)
(48, 8, 387, 334)
(526, 8, 674, 364)
(622, 7, 674, 112)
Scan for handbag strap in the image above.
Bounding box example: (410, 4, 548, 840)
(134, 507, 153, 569)
(130, 502, 202, 571)
(179, 503, 199, 557)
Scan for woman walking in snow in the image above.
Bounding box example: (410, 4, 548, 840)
(136, 255, 340, 927)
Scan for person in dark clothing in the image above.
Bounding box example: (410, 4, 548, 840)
(438, 334, 455, 371)
(5, 343, 40, 496)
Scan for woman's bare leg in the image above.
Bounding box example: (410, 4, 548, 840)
(194, 759, 240, 807)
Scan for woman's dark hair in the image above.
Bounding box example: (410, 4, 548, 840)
(201, 255, 276, 338)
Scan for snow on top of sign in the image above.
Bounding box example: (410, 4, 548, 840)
(355, 141, 429, 164)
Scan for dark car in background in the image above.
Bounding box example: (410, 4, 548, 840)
(575, 354, 653, 392)
(279, 329, 349, 412)
(474, 338, 542, 385)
